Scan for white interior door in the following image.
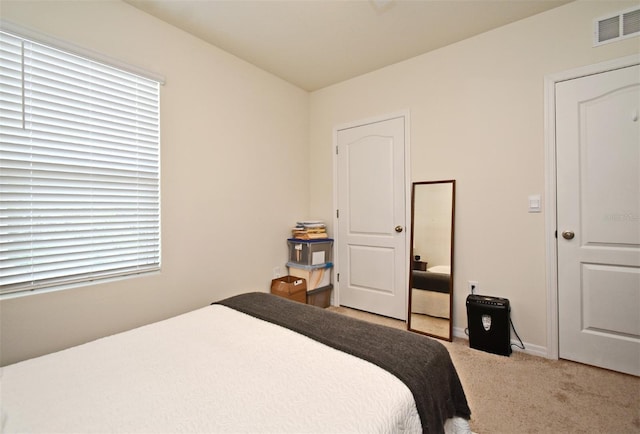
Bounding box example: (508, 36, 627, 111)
(556, 64, 640, 376)
(336, 116, 407, 320)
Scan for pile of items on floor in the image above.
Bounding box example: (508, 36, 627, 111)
(271, 220, 333, 308)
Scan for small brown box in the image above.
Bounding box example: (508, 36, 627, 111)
(271, 276, 307, 303)
(306, 285, 332, 308)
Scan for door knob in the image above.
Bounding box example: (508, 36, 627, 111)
(562, 230, 575, 240)
(395, 225, 403, 233)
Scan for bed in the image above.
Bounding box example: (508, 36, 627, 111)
(411, 266, 451, 319)
(0, 292, 471, 434)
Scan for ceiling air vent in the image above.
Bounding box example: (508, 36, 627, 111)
(594, 6, 640, 46)
(623, 8, 640, 35)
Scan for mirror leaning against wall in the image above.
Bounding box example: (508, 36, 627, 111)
(407, 180, 455, 341)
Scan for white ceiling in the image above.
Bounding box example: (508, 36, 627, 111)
(124, 0, 572, 91)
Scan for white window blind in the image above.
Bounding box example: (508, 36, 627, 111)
(0, 30, 161, 295)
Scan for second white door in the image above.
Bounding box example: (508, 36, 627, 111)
(336, 116, 408, 320)
(556, 64, 640, 376)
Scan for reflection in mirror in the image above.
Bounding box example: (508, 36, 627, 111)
(408, 180, 455, 341)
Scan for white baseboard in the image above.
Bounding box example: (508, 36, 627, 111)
(452, 326, 548, 358)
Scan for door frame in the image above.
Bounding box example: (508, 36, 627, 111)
(544, 54, 640, 360)
(332, 111, 412, 310)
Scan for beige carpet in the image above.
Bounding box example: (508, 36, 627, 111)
(328, 306, 640, 434)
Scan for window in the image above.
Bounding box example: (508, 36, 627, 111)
(0, 30, 161, 295)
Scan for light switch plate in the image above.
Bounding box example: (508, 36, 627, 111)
(528, 194, 541, 213)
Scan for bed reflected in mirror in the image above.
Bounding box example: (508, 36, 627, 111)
(408, 180, 455, 341)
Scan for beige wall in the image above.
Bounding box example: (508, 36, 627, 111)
(0, 0, 310, 365)
(309, 0, 640, 353)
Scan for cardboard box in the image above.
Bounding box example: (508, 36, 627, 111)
(270, 275, 307, 303)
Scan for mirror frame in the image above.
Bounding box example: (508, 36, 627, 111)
(407, 180, 456, 341)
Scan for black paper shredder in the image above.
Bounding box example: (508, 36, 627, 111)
(466, 294, 512, 356)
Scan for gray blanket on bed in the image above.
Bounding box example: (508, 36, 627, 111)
(215, 292, 471, 434)
(412, 270, 451, 293)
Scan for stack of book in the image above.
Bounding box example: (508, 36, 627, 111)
(291, 221, 328, 240)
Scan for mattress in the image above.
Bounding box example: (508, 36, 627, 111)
(0, 293, 471, 434)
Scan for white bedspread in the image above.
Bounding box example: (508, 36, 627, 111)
(1, 306, 422, 433)
(1, 305, 471, 433)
